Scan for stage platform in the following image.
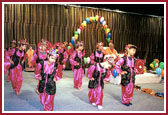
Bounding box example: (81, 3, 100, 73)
(110, 73, 162, 85)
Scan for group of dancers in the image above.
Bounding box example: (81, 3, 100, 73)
(4, 38, 137, 111)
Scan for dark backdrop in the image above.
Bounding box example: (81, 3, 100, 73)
(4, 4, 164, 68)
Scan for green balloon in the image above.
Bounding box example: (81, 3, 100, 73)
(159, 62, 164, 69)
(152, 61, 156, 66)
(67, 46, 71, 50)
(92, 17, 96, 22)
(74, 31, 78, 35)
(106, 38, 110, 42)
(84, 57, 87, 64)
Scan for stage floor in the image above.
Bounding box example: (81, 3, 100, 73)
(110, 73, 162, 85)
(3, 70, 164, 111)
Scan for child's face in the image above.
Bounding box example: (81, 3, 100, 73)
(11, 43, 16, 48)
(48, 55, 57, 63)
(78, 45, 83, 51)
(128, 48, 136, 56)
(41, 45, 47, 51)
(98, 45, 103, 51)
(21, 44, 27, 50)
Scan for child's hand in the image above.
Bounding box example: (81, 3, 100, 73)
(9, 59, 14, 64)
(121, 71, 127, 75)
(90, 77, 94, 80)
(63, 64, 66, 69)
(76, 63, 79, 66)
(54, 78, 57, 82)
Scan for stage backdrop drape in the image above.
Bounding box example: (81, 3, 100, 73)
(4, 4, 164, 68)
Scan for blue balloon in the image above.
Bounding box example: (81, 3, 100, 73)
(156, 67, 162, 76)
(112, 69, 118, 78)
(107, 33, 112, 38)
(100, 21, 103, 24)
(71, 39, 75, 45)
(86, 18, 90, 24)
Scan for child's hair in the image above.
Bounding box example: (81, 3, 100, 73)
(125, 44, 137, 54)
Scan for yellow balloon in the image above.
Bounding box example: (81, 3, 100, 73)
(95, 15, 99, 21)
(83, 21, 86, 26)
(150, 63, 154, 69)
(74, 35, 78, 40)
(106, 28, 110, 33)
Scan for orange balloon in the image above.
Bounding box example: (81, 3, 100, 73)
(104, 25, 107, 29)
(89, 17, 93, 22)
(161, 69, 164, 77)
(81, 23, 85, 28)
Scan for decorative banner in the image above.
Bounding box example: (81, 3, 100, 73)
(71, 15, 112, 45)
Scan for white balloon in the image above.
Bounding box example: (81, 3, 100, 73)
(77, 28, 81, 34)
(155, 63, 159, 67)
(87, 57, 90, 64)
(100, 17, 104, 22)
(102, 21, 106, 26)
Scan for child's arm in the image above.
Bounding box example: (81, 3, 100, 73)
(89, 53, 95, 64)
(115, 57, 127, 75)
(87, 65, 95, 80)
(69, 51, 78, 66)
(34, 63, 42, 80)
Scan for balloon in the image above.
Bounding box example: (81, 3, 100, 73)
(100, 17, 104, 22)
(159, 62, 164, 69)
(92, 17, 96, 22)
(69, 42, 73, 48)
(161, 69, 164, 77)
(89, 17, 93, 22)
(95, 15, 99, 21)
(77, 28, 81, 34)
(83, 21, 86, 26)
(112, 69, 118, 78)
(100, 21, 103, 24)
(81, 23, 85, 28)
(74, 31, 78, 35)
(72, 36, 75, 41)
(79, 26, 83, 31)
(104, 25, 107, 29)
(107, 33, 112, 38)
(106, 38, 110, 42)
(156, 67, 162, 76)
(152, 61, 156, 67)
(155, 63, 159, 67)
(86, 17, 90, 24)
(84, 57, 87, 65)
(67, 46, 71, 50)
(71, 39, 75, 45)
(106, 28, 110, 33)
(98, 16, 101, 21)
(102, 21, 106, 26)
(86, 57, 90, 64)
(74, 34, 78, 40)
(150, 63, 154, 68)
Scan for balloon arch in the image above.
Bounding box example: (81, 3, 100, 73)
(67, 15, 112, 50)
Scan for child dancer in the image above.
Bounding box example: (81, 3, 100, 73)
(36, 47, 60, 111)
(87, 42, 105, 81)
(4, 40, 17, 82)
(70, 41, 85, 90)
(87, 57, 112, 109)
(55, 42, 68, 79)
(115, 44, 137, 106)
(31, 39, 52, 94)
(4, 38, 28, 95)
